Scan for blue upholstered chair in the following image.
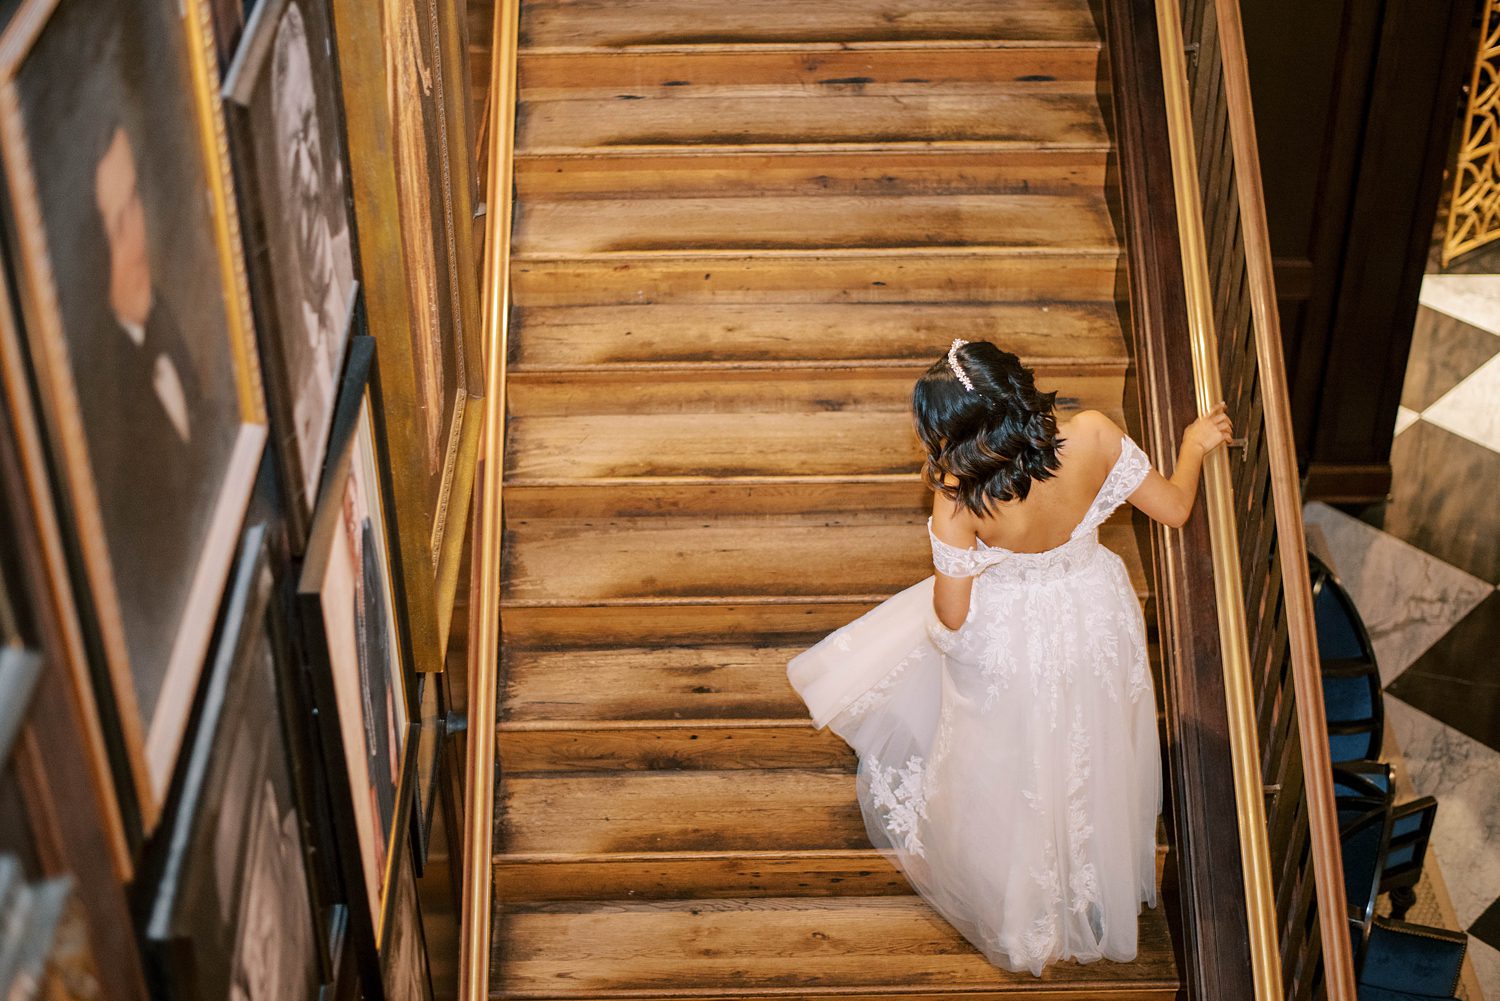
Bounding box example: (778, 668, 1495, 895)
(1332, 761, 1439, 920)
(1341, 798, 1466, 1000)
(1310, 554, 1384, 763)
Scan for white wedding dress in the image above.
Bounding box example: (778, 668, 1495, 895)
(787, 434, 1162, 976)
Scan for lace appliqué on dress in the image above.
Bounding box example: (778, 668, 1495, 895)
(869, 755, 930, 856)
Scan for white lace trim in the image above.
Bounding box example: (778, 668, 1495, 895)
(868, 755, 930, 856)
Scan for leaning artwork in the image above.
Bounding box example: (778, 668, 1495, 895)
(0, 0, 266, 827)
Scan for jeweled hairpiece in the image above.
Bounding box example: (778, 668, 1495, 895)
(947, 338, 974, 392)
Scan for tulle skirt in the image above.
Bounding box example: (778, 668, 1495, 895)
(788, 565, 1162, 976)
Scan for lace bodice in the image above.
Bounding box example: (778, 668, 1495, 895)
(927, 434, 1152, 584)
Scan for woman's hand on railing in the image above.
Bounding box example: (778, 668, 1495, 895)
(1186, 401, 1234, 456)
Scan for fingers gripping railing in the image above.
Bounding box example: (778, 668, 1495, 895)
(458, 0, 519, 998)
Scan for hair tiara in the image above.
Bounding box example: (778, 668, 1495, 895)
(947, 338, 974, 392)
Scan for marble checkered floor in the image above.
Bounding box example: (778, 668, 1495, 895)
(1304, 272, 1500, 999)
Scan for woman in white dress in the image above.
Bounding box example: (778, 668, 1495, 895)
(787, 338, 1232, 976)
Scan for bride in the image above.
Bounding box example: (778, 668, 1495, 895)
(787, 339, 1232, 975)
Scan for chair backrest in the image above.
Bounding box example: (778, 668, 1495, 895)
(1332, 761, 1392, 802)
(1338, 800, 1393, 974)
(1382, 797, 1438, 887)
(1311, 555, 1385, 763)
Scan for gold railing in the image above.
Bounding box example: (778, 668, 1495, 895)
(1156, 0, 1357, 997)
(458, 0, 519, 998)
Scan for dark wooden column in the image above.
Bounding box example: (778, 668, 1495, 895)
(1239, 0, 1478, 502)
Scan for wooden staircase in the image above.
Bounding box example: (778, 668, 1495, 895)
(493, 0, 1179, 996)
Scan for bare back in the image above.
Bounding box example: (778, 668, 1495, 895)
(933, 411, 1122, 554)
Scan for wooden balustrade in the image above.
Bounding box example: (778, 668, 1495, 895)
(1107, 0, 1359, 997)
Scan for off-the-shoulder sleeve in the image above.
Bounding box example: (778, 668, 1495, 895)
(1097, 434, 1153, 511)
(927, 516, 984, 578)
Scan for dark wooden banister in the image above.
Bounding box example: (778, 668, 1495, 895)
(1103, 0, 1359, 997)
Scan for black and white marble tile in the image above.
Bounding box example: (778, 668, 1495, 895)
(1388, 592, 1500, 753)
(1305, 502, 1491, 684)
(1426, 354, 1500, 455)
(1384, 699, 1500, 932)
(1361, 421, 1500, 585)
(1402, 307, 1500, 412)
(1420, 274, 1500, 334)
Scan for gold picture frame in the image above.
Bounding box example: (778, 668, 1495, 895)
(0, 0, 267, 830)
(329, 0, 484, 673)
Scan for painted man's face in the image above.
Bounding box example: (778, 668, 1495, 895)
(94, 127, 152, 328)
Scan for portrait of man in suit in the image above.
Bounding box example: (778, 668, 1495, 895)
(82, 119, 237, 715)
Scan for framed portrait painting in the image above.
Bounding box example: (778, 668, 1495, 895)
(299, 335, 415, 962)
(329, 0, 484, 673)
(223, 0, 358, 548)
(0, 0, 267, 828)
(145, 524, 323, 1001)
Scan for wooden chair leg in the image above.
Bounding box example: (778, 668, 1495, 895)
(1388, 886, 1417, 921)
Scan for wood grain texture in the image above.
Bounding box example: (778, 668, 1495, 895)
(519, 91, 1108, 153)
(519, 46, 1103, 98)
(512, 254, 1121, 306)
(518, 0, 1102, 48)
(515, 194, 1116, 257)
(515, 149, 1113, 200)
(501, 515, 1147, 605)
(509, 302, 1126, 368)
(493, 897, 1177, 998)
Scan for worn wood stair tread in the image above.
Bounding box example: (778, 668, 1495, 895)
(504, 408, 1124, 481)
(518, 0, 1102, 49)
(513, 193, 1116, 258)
(512, 253, 1121, 307)
(515, 148, 1113, 201)
(517, 46, 1103, 102)
(492, 895, 1176, 999)
(509, 303, 1125, 370)
(500, 769, 868, 855)
(518, 90, 1107, 154)
(503, 643, 846, 724)
(500, 515, 1147, 605)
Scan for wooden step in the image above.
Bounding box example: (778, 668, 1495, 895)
(511, 252, 1121, 307)
(510, 302, 1126, 369)
(519, 46, 1102, 101)
(499, 513, 1148, 644)
(514, 194, 1116, 258)
(498, 633, 1162, 772)
(496, 768, 892, 898)
(504, 406, 1123, 481)
(501, 643, 852, 771)
(491, 896, 1178, 1000)
(495, 769, 1169, 899)
(500, 404, 1131, 519)
(518, 0, 1102, 49)
(517, 148, 1111, 200)
(518, 89, 1107, 154)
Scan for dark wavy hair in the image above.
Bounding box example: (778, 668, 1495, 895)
(912, 340, 1066, 516)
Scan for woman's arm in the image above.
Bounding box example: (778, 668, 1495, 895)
(930, 492, 978, 630)
(1121, 402, 1233, 528)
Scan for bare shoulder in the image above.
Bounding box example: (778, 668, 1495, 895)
(1062, 409, 1127, 460)
(929, 483, 978, 548)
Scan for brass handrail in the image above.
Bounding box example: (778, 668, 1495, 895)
(1152, 2, 1283, 997)
(1212, 0, 1357, 992)
(458, 0, 520, 998)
